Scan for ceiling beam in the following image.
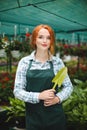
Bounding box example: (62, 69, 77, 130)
(0, 0, 56, 12)
(66, 29, 87, 33)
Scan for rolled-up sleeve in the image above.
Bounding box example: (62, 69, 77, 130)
(13, 58, 40, 104)
(56, 75, 73, 102)
(55, 58, 73, 103)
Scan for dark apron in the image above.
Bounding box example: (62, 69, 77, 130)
(26, 60, 66, 130)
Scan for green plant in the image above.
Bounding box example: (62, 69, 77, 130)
(4, 97, 25, 121)
(63, 79, 87, 124)
(3, 97, 25, 128)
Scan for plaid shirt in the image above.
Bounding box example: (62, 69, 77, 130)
(13, 51, 73, 104)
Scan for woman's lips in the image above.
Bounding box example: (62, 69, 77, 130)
(41, 44, 47, 47)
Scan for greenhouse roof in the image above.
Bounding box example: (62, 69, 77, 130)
(0, 0, 87, 43)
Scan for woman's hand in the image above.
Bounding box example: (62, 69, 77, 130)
(38, 89, 55, 100)
(44, 96, 60, 106)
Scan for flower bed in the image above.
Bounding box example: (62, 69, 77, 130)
(0, 72, 15, 105)
(56, 43, 87, 57)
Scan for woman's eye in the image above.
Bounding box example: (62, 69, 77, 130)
(38, 36, 51, 40)
(47, 36, 51, 40)
(38, 36, 43, 39)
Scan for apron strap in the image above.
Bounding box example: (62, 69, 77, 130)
(49, 61, 54, 70)
(28, 60, 33, 70)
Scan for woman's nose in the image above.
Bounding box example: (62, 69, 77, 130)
(43, 38, 47, 42)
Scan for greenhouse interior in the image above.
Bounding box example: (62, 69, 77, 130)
(0, 0, 87, 130)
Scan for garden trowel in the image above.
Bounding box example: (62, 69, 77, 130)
(52, 67, 67, 90)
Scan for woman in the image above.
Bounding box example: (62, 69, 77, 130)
(13, 24, 73, 130)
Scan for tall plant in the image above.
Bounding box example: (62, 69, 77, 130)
(63, 79, 87, 124)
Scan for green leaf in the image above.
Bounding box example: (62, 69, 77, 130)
(74, 79, 83, 84)
(52, 67, 67, 89)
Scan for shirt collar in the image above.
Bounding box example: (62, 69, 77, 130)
(29, 50, 54, 62)
(29, 51, 36, 61)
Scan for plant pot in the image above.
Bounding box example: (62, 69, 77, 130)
(10, 117, 26, 130)
(11, 50, 21, 58)
(67, 122, 87, 130)
(0, 109, 9, 130)
(15, 116, 26, 129)
(0, 49, 6, 58)
(11, 127, 26, 130)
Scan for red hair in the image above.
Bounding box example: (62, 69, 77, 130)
(31, 24, 55, 54)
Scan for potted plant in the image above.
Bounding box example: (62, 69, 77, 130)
(63, 79, 87, 130)
(4, 97, 26, 130)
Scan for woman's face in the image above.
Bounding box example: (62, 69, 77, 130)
(36, 28, 51, 51)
